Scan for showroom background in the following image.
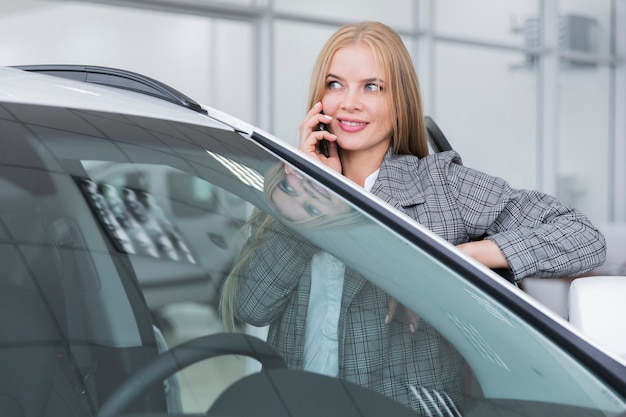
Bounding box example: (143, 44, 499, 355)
(1, 0, 624, 224)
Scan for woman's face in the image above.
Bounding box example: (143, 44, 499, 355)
(321, 43, 393, 157)
(270, 171, 350, 222)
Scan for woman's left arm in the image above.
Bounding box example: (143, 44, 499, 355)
(449, 162, 606, 280)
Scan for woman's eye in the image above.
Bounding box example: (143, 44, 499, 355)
(328, 80, 341, 90)
(365, 83, 380, 92)
(277, 179, 297, 196)
(304, 204, 322, 217)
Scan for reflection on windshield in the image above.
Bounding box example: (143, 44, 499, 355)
(220, 162, 467, 415)
(268, 164, 352, 223)
(78, 177, 196, 263)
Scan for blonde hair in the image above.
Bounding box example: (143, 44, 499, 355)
(308, 21, 429, 158)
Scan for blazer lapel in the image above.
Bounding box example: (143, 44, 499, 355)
(370, 150, 426, 212)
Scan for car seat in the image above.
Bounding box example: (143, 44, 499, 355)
(426, 116, 453, 153)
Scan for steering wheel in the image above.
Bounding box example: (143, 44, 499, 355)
(97, 332, 286, 417)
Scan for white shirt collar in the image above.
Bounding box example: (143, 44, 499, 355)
(363, 168, 380, 192)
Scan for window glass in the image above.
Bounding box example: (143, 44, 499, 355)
(2, 103, 624, 416)
(433, 43, 538, 189)
(435, 0, 539, 46)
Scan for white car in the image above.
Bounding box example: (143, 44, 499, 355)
(0, 64, 624, 417)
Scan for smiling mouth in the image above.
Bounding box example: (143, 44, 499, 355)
(339, 119, 366, 127)
(306, 180, 331, 200)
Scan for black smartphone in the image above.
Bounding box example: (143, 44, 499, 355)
(317, 122, 330, 157)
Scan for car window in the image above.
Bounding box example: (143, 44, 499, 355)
(1, 102, 624, 417)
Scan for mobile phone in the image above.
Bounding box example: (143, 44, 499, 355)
(317, 122, 330, 157)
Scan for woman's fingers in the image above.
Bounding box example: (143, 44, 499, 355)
(406, 308, 420, 334)
(299, 102, 335, 153)
(386, 297, 420, 333)
(297, 103, 341, 173)
(385, 297, 399, 324)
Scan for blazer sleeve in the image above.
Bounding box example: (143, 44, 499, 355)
(446, 158, 606, 280)
(234, 220, 318, 326)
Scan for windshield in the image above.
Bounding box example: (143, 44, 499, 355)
(0, 102, 624, 417)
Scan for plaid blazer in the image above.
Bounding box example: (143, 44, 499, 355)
(235, 149, 606, 412)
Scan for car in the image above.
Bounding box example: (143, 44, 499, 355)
(0, 64, 625, 417)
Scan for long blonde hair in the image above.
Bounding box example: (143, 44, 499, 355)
(307, 21, 429, 158)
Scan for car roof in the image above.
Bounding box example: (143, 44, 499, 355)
(0, 65, 230, 130)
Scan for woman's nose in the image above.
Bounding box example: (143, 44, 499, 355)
(341, 89, 362, 111)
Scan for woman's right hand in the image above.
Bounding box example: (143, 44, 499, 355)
(299, 102, 341, 173)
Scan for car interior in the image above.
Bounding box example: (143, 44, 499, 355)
(0, 128, 168, 416)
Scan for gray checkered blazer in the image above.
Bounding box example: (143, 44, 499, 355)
(234, 149, 605, 413)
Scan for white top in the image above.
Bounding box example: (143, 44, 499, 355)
(303, 169, 380, 376)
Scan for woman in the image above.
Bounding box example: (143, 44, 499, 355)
(221, 21, 606, 413)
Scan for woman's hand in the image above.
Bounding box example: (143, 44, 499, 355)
(299, 102, 341, 173)
(386, 297, 420, 334)
(456, 240, 509, 270)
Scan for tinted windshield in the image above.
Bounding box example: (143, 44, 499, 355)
(1, 102, 624, 417)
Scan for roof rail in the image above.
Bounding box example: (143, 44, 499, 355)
(13, 64, 207, 115)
